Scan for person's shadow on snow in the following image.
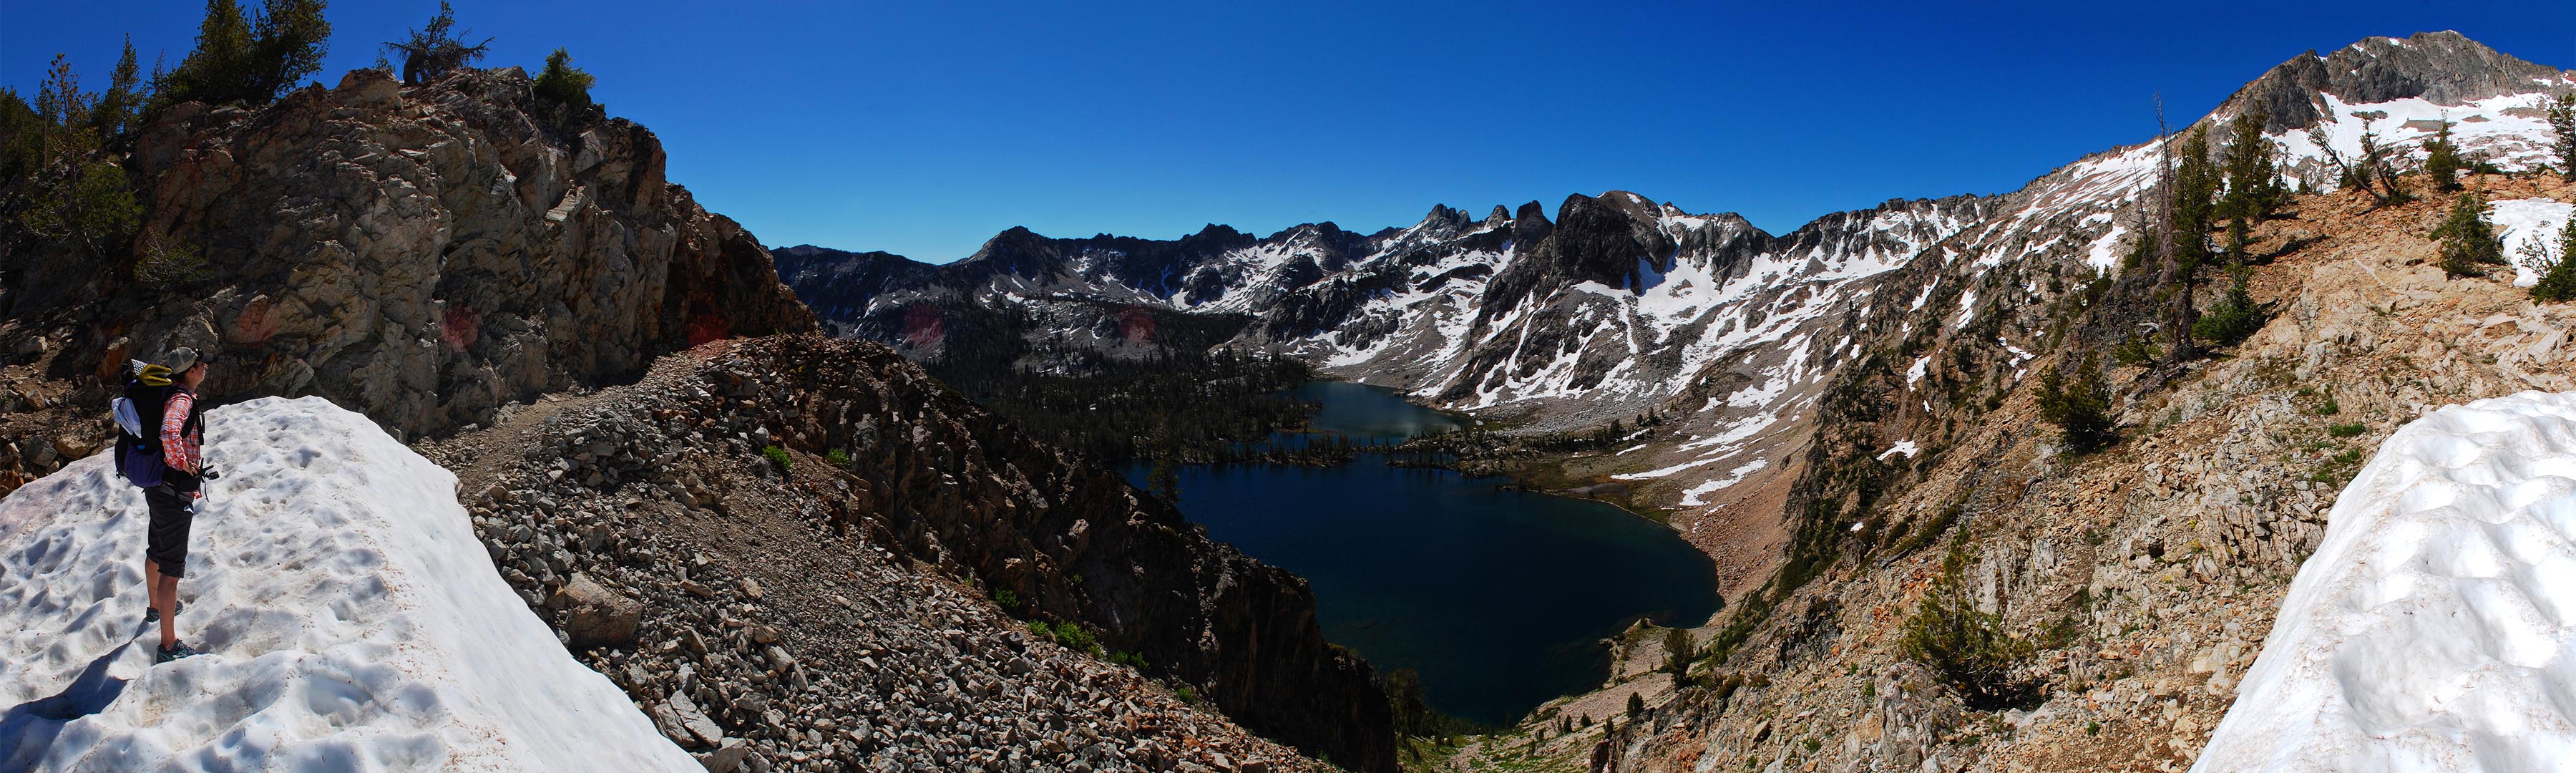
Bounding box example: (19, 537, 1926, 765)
(0, 641, 136, 768)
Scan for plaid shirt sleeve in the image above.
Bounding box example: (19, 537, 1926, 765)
(161, 392, 200, 474)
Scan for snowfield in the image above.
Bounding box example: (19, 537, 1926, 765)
(0, 397, 695, 772)
(2193, 391, 2576, 773)
(2489, 198, 2572, 288)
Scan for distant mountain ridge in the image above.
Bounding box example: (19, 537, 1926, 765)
(777, 31, 2576, 607)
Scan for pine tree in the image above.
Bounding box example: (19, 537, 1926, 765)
(1626, 691, 1645, 717)
(249, 0, 331, 97)
(89, 37, 145, 142)
(2422, 117, 2466, 192)
(2220, 107, 2284, 221)
(533, 48, 597, 109)
(1662, 626, 1694, 683)
(385, 1, 492, 86)
(31, 54, 93, 157)
(2036, 354, 2115, 454)
(2156, 124, 2220, 364)
(2547, 93, 2576, 183)
(2433, 191, 2505, 278)
(157, 0, 331, 108)
(2534, 220, 2576, 303)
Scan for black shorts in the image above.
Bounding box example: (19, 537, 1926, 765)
(144, 485, 196, 578)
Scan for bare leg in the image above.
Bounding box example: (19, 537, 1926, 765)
(157, 574, 179, 649)
(145, 560, 162, 613)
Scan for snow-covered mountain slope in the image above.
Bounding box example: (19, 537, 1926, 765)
(2192, 391, 2576, 773)
(2238, 31, 2574, 186)
(0, 397, 695, 772)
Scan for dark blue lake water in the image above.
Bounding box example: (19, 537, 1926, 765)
(1129, 381, 1722, 726)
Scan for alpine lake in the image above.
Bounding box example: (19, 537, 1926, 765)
(1129, 380, 1722, 727)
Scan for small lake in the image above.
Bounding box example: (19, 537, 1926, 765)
(1130, 381, 1722, 727)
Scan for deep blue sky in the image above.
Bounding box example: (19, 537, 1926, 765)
(8, 2, 2574, 263)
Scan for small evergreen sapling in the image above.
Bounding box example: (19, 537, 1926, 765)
(2192, 262, 2264, 345)
(2422, 117, 2466, 192)
(1898, 536, 2036, 710)
(2433, 191, 2505, 278)
(2534, 218, 2576, 303)
(2547, 92, 2575, 183)
(2036, 354, 2116, 454)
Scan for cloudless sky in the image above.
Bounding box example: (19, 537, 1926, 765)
(7, 1, 2575, 262)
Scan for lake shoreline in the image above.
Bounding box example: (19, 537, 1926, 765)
(1138, 378, 1722, 727)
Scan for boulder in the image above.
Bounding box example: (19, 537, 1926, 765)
(694, 738, 752, 773)
(669, 693, 724, 748)
(550, 573, 642, 650)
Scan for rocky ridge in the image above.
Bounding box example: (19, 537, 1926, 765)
(1, 66, 813, 442)
(416, 334, 1397, 773)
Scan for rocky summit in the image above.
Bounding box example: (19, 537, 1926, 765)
(5, 66, 813, 441)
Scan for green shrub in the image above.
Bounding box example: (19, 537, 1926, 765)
(761, 444, 791, 473)
(1108, 651, 1148, 669)
(1048, 621, 1098, 653)
(2311, 448, 2366, 485)
(992, 588, 1019, 613)
(532, 47, 595, 109)
(1898, 537, 2036, 710)
(133, 235, 210, 289)
(1026, 619, 1051, 638)
(824, 447, 852, 467)
(19, 160, 140, 260)
(1175, 685, 1196, 703)
(2328, 422, 2368, 439)
(2192, 266, 2264, 345)
(2110, 334, 2159, 367)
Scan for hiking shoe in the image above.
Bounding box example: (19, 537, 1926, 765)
(155, 642, 203, 663)
(143, 600, 182, 623)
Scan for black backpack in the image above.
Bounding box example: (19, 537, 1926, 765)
(112, 368, 194, 489)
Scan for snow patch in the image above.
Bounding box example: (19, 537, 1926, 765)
(2489, 198, 2572, 288)
(1677, 459, 1770, 506)
(1876, 440, 1921, 461)
(0, 397, 696, 772)
(2192, 391, 2576, 773)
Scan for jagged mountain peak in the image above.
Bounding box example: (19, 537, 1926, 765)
(2223, 29, 2569, 133)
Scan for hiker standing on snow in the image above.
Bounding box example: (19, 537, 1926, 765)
(113, 347, 220, 663)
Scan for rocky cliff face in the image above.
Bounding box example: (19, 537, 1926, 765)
(1, 67, 813, 439)
(419, 334, 1397, 772)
